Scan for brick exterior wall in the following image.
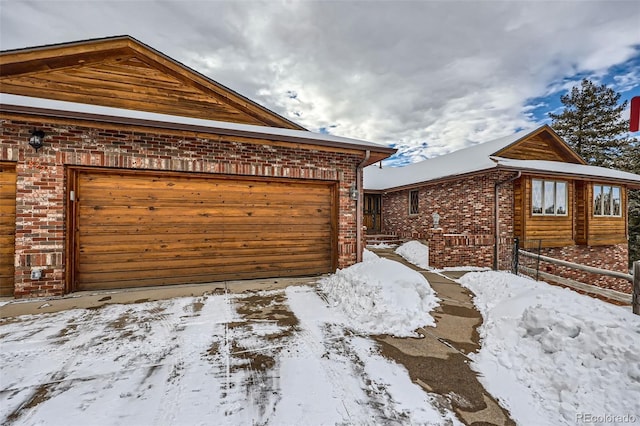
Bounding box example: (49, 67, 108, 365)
(381, 171, 515, 269)
(380, 170, 632, 293)
(534, 244, 631, 293)
(1, 116, 362, 298)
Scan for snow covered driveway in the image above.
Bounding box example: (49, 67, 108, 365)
(0, 284, 459, 426)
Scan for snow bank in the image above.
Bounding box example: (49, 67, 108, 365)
(366, 242, 397, 249)
(363, 248, 380, 262)
(459, 271, 640, 425)
(395, 241, 429, 269)
(319, 257, 439, 337)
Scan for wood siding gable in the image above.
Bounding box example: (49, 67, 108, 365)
(0, 36, 303, 129)
(493, 126, 585, 164)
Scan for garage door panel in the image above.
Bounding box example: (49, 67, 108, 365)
(77, 214, 331, 227)
(79, 236, 330, 255)
(82, 188, 331, 204)
(79, 263, 331, 290)
(79, 230, 326, 243)
(75, 170, 335, 291)
(80, 176, 331, 198)
(79, 250, 332, 275)
(0, 164, 16, 297)
(79, 240, 330, 260)
(77, 205, 331, 221)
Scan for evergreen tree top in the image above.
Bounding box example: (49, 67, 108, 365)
(549, 78, 636, 169)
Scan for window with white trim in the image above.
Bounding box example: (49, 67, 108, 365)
(532, 179, 567, 216)
(593, 184, 621, 217)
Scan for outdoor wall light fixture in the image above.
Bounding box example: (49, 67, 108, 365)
(349, 184, 359, 201)
(29, 130, 45, 152)
(432, 211, 441, 229)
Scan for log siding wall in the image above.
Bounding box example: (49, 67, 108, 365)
(1, 116, 362, 297)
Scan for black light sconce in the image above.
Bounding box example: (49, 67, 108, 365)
(29, 130, 45, 152)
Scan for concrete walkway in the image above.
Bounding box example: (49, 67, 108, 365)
(370, 248, 515, 425)
(0, 276, 320, 319)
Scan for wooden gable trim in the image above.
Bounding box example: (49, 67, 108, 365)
(493, 125, 586, 165)
(0, 36, 305, 130)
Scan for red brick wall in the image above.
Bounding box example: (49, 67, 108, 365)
(535, 244, 631, 293)
(1, 116, 362, 297)
(382, 172, 515, 269)
(380, 170, 632, 293)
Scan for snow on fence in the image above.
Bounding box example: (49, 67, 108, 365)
(518, 249, 639, 315)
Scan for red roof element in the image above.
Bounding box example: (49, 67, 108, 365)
(631, 96, 640, 132)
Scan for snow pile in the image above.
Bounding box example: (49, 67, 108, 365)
(363, 248, 380, 262)
(459, 271, 640, 425)
(366, 242, 396, 249)
(319, 257, 439, 336)
(395, 240, 429, 268)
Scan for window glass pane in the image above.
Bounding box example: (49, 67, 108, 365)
(544, 181, 555, 214)
(594, 185, 602, 215)
(532, 180, 542, 214)
(555, 182, 567, 215)
(612, 186, 621, 216)
(603, 186, 612, 215)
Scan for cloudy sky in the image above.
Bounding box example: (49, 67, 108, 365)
(1, 0, 639, 165)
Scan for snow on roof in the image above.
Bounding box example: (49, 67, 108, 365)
(0, 94, 393, 153)
(365, 126, 640, 190)
(364, 127, 535, 190)
(495, 158, 640, 184)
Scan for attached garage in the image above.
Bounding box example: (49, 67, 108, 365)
(0, 163, 16, 296)
(70, 168, 337, 291)
(0, 35, 394, 298)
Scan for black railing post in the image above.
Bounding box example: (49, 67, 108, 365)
(535, 240, 541, 281)
(513, 237, 519, 275)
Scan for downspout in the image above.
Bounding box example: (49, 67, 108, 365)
(356, 150, 371, 263)
(494, 171, 521, 270)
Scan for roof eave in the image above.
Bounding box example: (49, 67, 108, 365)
(495, 164, 640, 188)
(371, 166, 498, 193)
(0, 103, 396, 159)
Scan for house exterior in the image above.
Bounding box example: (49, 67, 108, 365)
(0, 36, 394, 298)
(365, 125, 640, 293)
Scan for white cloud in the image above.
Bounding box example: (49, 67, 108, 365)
(1, 0, 639, 163)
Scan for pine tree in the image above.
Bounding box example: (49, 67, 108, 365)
(549, 78, 639, 265)
(549, 79, 632, 167)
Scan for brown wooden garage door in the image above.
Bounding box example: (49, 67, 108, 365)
(0, 164, 16, 297)
(72, 169, 336, 291)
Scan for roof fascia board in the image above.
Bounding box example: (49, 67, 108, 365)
(377, 167, 498, 193)
(373, 161, 640, 192)
(495, 164, 640, 188)
(0, 103, 395, 158)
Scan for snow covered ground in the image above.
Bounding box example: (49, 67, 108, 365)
(0, 251, 458, 426)
(460, 271, 640, 426)
(2, 247, 638, 425)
